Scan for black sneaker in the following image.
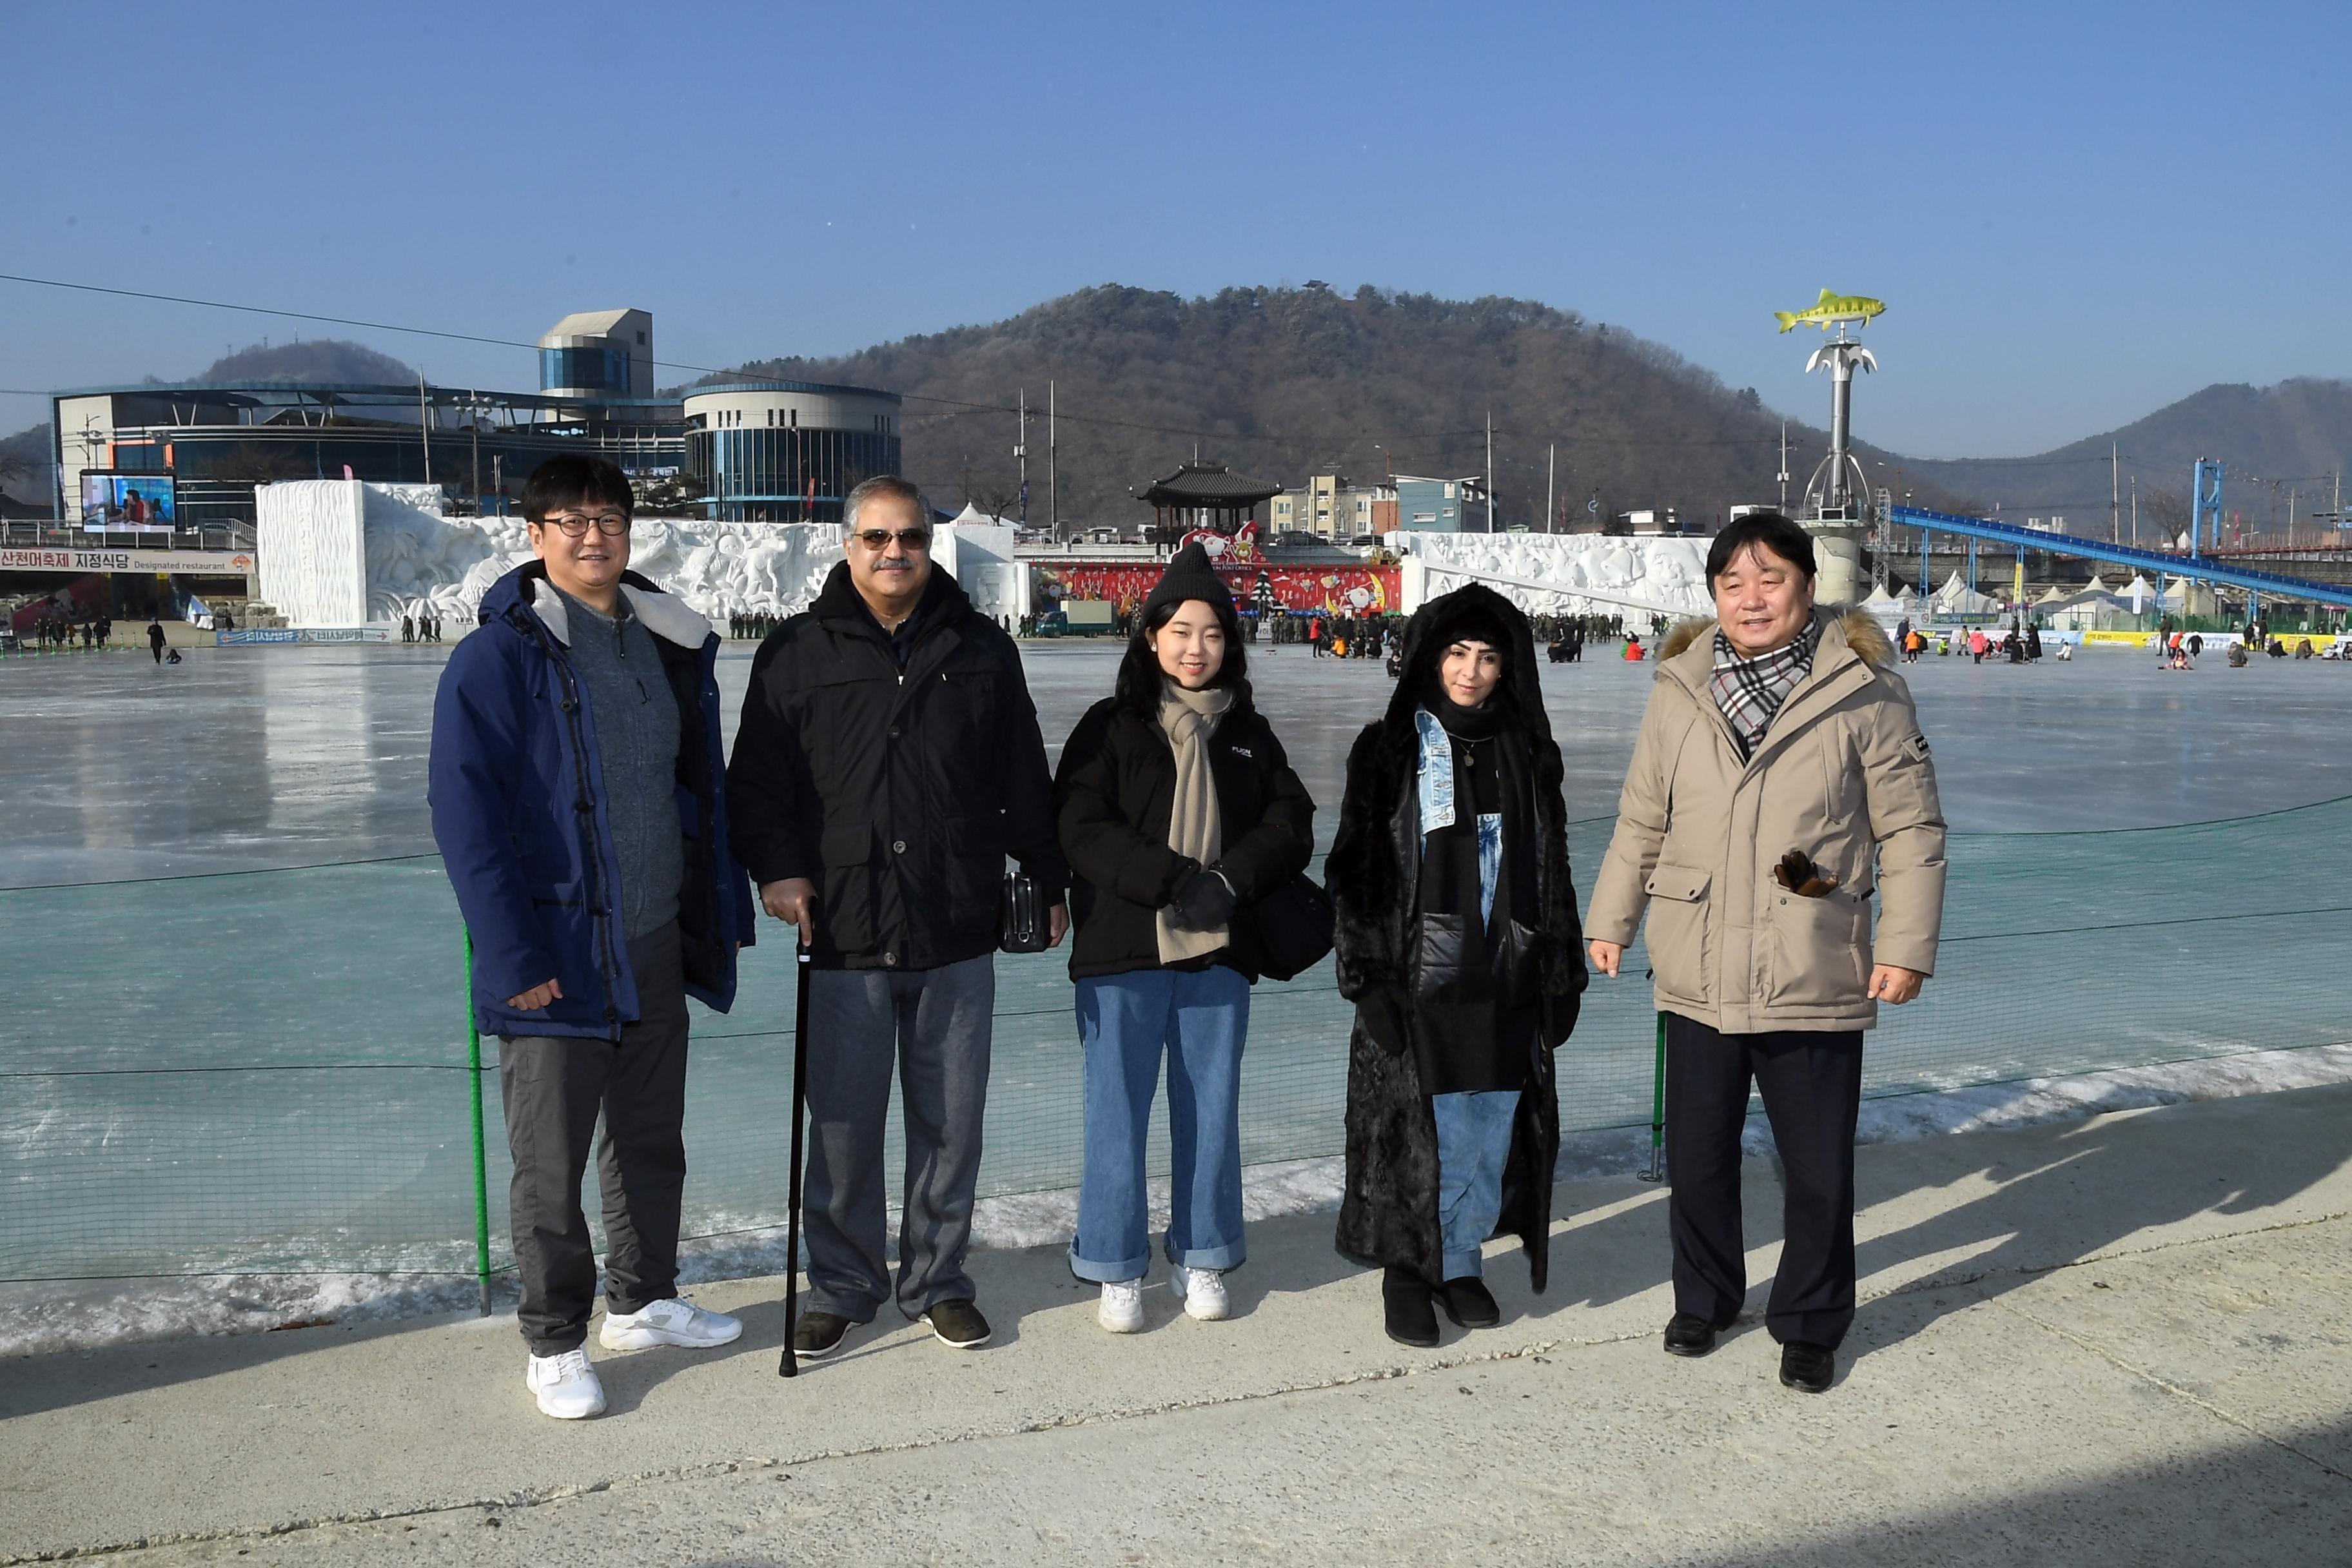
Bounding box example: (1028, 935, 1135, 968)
(791, 1310, 852, 1360)
(1437, 1277, 1501, 1329)
(1779, 1340, 1836, 1393)
(1382, 1268, 1439, 1348)
(924, 1298, 992, 1349)
(1663, 1311, 1726, 1358)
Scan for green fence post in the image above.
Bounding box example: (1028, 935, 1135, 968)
(464, 932, 492, 1317)
(1640, 1011, 1667, 1183)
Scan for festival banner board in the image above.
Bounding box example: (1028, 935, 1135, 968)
(216, 627, 392, 646)
(0, 547, 255, 575)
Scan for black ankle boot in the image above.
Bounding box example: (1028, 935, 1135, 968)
(1438, 1277, 1500, 1328)
(1382, 1268, 1439, 1348)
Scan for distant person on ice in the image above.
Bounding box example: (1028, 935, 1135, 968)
(429, 455, 755, 1421)
(727, 475, 1067, 1362)
(146, 618, 166, 664)
(1326, 584, 1587, 1349)
(1583, 510, 1947, 1396)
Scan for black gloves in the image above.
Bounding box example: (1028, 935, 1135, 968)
(1166, 867, 1238, 932)
(1357, 987, 1411, 1057)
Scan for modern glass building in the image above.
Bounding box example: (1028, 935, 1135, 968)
(682, 382, 902, 524)
(538, 309, 654, 399)
(51, 382, 684, 534)
(46, 309, 905, 535)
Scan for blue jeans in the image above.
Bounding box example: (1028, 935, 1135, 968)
(1069, 966, 1250, 1282)
(1433, 1089, 1521, 1281)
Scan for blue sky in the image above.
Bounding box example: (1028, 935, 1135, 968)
(3, 1, 2346, 457)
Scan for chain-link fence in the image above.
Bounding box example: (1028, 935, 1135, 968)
(8, 799, 2351, 1310)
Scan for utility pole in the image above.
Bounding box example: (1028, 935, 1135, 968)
(470, 390, 482, 509)
(2130, 475, 2137, 547)
(418, 373, 433, 487)
(1546, 442, 1556, 535)
(1778, 422, 1790, 513)
(2111, 444, 2120, 545)
(1015, 387, 1028, 527)
(1485, 411, 1494, 533)
(1048, 380, 1058, 540)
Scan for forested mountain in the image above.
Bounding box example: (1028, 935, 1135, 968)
(720, 284, 1979, 529)
(1908, 378, 2352, 540)
(190, 338, 418, 386)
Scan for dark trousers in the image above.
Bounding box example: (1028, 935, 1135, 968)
(801, 955, 995, 1322)
(499, 921, 691, 1357)
(1664, 1014, 1864, 1349)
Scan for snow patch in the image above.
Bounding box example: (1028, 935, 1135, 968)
(8, 1043, 2347, 1356)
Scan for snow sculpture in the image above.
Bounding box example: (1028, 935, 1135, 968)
(256, 480, 847, 629)
(1392, 533, 1716, 620)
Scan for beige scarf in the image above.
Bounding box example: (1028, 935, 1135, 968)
(1156, 681, 1235, 963)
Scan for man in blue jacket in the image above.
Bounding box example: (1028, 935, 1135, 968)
(431, 455, 756, 1420)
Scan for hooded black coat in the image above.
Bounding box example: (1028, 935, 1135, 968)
(1324, 583, 1588, 1288)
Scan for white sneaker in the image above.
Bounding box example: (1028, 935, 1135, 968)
(1098, 1278, 1145, 1334)
(524, 1348, 607, 1420)
(1171, 1264, 1231, 1322)
(599, 1297, 744, 1351)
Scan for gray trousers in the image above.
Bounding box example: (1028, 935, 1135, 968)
(500, 921, 691, 1357)
(802, 954, 995, 1322)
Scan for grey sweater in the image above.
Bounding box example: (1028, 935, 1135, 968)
(558, 589, 683, 939)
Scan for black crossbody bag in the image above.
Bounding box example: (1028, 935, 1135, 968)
(999, 868, 1052, 954)
(1248, 872, 1335, 981)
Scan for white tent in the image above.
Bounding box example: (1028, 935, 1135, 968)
(1932, 570, 2001, 616)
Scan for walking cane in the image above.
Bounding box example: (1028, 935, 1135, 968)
(778, 915, 813, 1377)
(1638, 1010, 1667, 1184)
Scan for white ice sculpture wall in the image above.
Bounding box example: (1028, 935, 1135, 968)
(1393, 533, 1715, 621)
(260, 480, 856, 629)
(255, 480, 369, 628)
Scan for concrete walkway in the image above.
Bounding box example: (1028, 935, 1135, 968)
(5, 1084, 2349, 1566)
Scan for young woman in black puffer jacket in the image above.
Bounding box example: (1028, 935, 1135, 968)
(1053, 544, 1315, 1334)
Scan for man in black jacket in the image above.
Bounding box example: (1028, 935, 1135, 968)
(729, 475, 1067, 1357)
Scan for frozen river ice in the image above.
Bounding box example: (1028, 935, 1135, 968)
(8, 633, 2352, 890)
(7, 634, 2352, 1344)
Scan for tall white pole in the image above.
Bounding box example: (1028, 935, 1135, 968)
(1485, 411, 1494, 533)
(2111, 443, 2120, 544)
(418, 373, 432, 487)
(1778, 422, 1790, 513)
(1017, 387, 1028, 527)
(1547, 442, 1556, 534)
(1048, 380, 1057, 540)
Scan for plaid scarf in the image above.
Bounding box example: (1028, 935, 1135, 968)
(1709, 622, 1819, 758)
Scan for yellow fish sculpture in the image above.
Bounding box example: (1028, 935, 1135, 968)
(1774, 289, 1886, 333)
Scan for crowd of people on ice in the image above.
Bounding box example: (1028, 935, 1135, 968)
(431, 458, 1947, 1421)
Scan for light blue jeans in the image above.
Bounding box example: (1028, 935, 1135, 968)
(1433, 1089, 1522, 1280)
(1069, 966, 1250, 1282)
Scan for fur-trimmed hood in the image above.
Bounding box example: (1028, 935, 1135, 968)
(1658, 606, 1891, 669)
(1379, 582, 1556, 745)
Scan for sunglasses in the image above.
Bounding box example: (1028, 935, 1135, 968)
(854, 527, 932, 552)
(1772, 849, 1841, 898)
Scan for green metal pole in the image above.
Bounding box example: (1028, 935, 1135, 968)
(464, 932, 493, 1317)
(1640, 1011, 1667, 1183)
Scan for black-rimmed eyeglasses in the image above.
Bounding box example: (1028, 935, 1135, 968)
(542, 513, 632, 538)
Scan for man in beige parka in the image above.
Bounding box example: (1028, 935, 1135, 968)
(1585, 510, 1946, 1395)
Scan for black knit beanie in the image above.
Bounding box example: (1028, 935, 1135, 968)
(1141, 542, 1235, 623)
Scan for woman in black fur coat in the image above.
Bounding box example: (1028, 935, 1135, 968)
(1325, 583, 1587, 1346)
